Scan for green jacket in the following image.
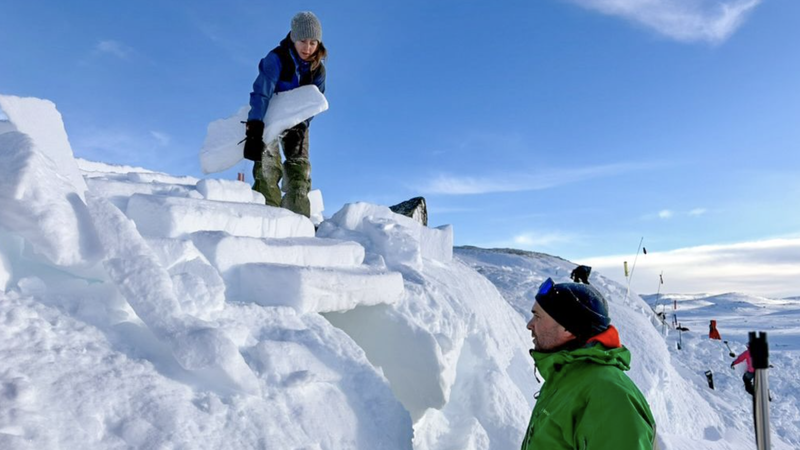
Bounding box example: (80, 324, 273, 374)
(521, 326, 657, 449)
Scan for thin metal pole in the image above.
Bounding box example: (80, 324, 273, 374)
(624, 237, 644, 302)
(749, 331, 771, 450)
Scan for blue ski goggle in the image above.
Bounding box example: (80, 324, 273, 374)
(536, 277, 580, 305)
(537, 277, 556, 297)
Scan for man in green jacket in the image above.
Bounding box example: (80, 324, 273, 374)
(521, 278, 658, 449)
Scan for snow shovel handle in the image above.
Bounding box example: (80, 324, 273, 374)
(749, 332, 770, 450)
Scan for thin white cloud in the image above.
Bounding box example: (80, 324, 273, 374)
(581, 237, 800, 298)
(513, 231, 575, 247)
(150, 131, 170, 147)
(689, 207, 707, 216)
(477, 229, 582, 252)
(564, 0, 762, 44)
(421, 162, 656, 195)
(94, 40, 134, 60)
(642, 207, 708, 220)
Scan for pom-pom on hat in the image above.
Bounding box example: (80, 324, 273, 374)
(535, 279, 611, 339)
(291, 11, 322, 42)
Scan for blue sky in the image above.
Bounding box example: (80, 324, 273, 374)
(2, 0, 799, 294)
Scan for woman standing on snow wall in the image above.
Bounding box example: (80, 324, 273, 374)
(243, 11, 327, 218)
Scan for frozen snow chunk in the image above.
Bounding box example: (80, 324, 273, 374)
(125, 193, 315, 239)
(309, 189, 324, 225)
(196, 178, 259, 204)
(0, 94, 88, 197)
(190, 231, 364, 274)
(146, 237, 226, 320)
(324, 202, 453, 266)
(200, 85, 328, 174)
(0, 131, 102, 268)
(229, 264, 404, 314)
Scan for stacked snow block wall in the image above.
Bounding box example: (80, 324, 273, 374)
(1, 94, 541, 449)
(0, 95, 420, 390)
(0, 93, 457, 385)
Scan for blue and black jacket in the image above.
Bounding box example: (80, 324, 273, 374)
(247, 33, 326, 122)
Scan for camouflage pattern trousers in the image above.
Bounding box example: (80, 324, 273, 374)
(252, 124, 311, 218)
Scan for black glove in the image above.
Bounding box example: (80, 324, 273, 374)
(243, 120, 265, 162)
(281, 122, 308, 155)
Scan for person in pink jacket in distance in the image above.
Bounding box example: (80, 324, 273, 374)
(731, 345, 755, 395)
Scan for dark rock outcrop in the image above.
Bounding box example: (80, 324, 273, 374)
(390, 197, 427, 226)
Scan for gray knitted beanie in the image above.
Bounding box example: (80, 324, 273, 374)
(290, 12, 322, 42)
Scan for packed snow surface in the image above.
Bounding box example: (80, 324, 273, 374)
(1, 94, 798, 449)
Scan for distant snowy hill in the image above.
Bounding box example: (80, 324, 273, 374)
(459, 248, 800, 449)
(1, 94, 797, 449)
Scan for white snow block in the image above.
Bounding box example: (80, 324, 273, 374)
(190, 231, 365, 274)
(86, 194, 259, 394)
(196, 178, 258, 204)
(85, 178, 198, 211)
(200, 85, 328, 174)
(230, 264, 404, 314)
(125, 193, 315, 239)
(127, 171, 199, 185)
(0, 131, 101, 268)
(145, 237, 226, 321)
(324, 202, 453, 266)
(309, 189, 324, 225)
(0, 94, 88, 197)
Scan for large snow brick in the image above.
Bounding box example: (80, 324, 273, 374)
(229, 264, 404, 314)
(0, 131, 101, 268)
(200, 85, 328, 174)
(0, 94, 88, 197)
(324, 305, 446, 422)
(125, 193, 314, 239)
(190, 231, 364, 274)
(196, 178, 259, 204)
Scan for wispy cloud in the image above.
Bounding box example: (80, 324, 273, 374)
(476, 229, 582, 252)
(689, 208, 707, 216)
(94, 40, 135, 60)
(581, 237, 800, 298)
(150, 131, 171, 147)
(513, 231, 576, 248)
(642, 207, 708, 220)
(564, 0, 762, 44)
(421, 161, 656, 195)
